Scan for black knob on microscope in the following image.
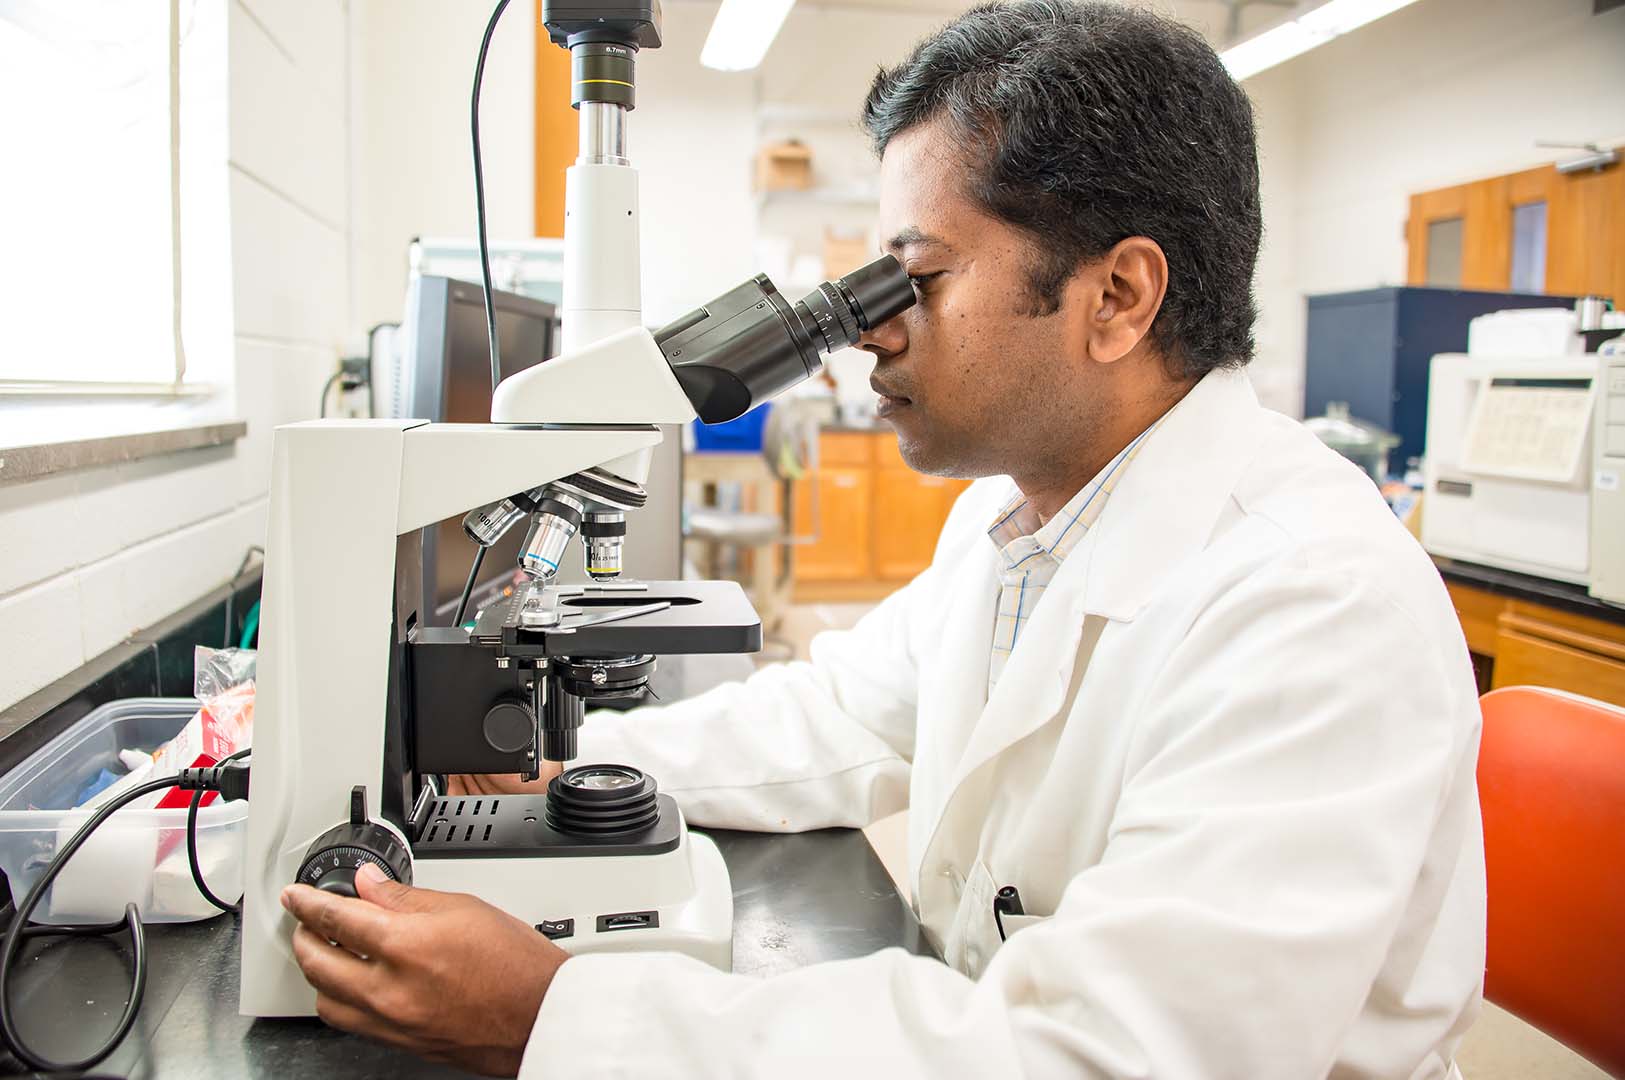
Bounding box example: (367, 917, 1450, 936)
(294, 786, 413, 897)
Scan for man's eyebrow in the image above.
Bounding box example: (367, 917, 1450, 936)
(884, 226, 951, 253)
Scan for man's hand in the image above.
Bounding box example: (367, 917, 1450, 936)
(281, 864, 569, 1077)
(445, 764, 563, 797)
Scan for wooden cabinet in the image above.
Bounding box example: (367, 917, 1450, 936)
(872, 437, 971, 579)
(1406, 161, 1625, 303)
(1444, 581, 1625, 708)
(791, 430, 971, 598)
(792, 465, 872, 581)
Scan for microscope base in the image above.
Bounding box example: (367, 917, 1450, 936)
(412, 826, 733, 971)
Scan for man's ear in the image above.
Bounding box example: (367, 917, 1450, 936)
(1078, 236, 1168, 366)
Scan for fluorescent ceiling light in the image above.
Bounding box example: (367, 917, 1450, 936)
(701, 0, 796, 72)
(1221, 0, 1423, 81)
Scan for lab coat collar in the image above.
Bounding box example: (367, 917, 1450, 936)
(1079, 367, 1267, 622)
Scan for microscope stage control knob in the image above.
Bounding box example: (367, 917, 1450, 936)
(294, 786, 412, 898)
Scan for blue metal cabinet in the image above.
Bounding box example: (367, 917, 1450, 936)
(1304, 286, 1573, 473)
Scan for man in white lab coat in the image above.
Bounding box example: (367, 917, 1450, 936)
(282, 2, 1485, 1075)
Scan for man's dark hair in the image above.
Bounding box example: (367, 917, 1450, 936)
(862, 0, 1262, 377)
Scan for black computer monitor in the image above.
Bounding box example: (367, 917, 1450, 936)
(406, 275, 560, 625)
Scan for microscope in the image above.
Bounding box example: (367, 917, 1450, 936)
(239, 0, 915, 1016)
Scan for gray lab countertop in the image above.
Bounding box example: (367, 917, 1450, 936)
(3, 829, 933, 1079)
(1, 652, 934, 1078)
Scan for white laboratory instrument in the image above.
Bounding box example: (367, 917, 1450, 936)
(1423, 307, 1624, 603)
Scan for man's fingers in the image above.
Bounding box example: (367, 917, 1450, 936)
(282, 883, 396, 955)
(353, 864, 447, 913)
(291, 924, 378, 1008)
(313, 991, 374, 1035)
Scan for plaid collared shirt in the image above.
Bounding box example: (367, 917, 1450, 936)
(986, 421, 1163, 692)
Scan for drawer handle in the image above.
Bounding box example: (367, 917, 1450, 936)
(832, 476, 860, 489)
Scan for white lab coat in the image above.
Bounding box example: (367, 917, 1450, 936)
(523, 369, 1486, 1079)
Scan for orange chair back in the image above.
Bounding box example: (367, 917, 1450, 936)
(1477, 686, 1625, 1076)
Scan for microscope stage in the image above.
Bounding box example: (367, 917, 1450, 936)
(473, 579, 763, 656)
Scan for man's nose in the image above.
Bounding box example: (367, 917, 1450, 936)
(857, 310, 908, 357)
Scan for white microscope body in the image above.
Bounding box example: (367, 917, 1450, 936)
(240, 22, 716, 1018)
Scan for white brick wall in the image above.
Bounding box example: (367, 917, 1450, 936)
(0, 0, 351, 710)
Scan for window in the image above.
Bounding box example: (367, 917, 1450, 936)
(1424, 217, 1464, 288)
(0, 2, 187, 389)
(1510, 201, 1548, 294)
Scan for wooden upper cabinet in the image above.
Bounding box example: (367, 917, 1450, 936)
(1407, 160, 1624, 304)
(1547, 160, 1625, 304)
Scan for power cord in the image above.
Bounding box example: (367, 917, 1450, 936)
(453, 545, 487, 628)
(0, 758, 251, 1074)
(318, 356, 372, 419)
(317, 371, 344, 418)
(186, 748, 253, 913)
(472, 0, 514, 395)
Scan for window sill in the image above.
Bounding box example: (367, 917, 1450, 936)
(0, 420, 247, 487)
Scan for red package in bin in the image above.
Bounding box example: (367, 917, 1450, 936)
(81, 680, 255, 820)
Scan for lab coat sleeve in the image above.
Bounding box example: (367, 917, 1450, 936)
(522, 562, 1482, 1079)
(567, 564, 933, 831)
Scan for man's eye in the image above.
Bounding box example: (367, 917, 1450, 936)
(908, 272, 943, 293)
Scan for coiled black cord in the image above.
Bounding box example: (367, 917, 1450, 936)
(185, 747, 253, 914)
(0, 759, 251, 1073)
(0, 776, 171, 1073)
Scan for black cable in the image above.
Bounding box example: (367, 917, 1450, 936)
(186, 748, 252, 914)
(453, 545, 487, 628)
(0, 776, 173, 1074)
(0, 761, 251, 1074)
(317, 371, 343, 418)
(472, 0, 514, 395)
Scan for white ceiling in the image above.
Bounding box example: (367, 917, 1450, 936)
(795, 0, 1298, 47)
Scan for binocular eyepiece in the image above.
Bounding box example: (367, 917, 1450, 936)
(655, 254, 917, 425)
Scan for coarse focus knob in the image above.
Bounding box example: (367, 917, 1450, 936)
(294, 786, 412, 897)
(484, 697, 535, 754)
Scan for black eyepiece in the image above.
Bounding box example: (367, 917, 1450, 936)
(833, 255, 916, 332)
(655, 254, 916, 424)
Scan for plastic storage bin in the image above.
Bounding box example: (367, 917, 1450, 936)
(690, 403, 771, 453)
(0, 698, 247, 924)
